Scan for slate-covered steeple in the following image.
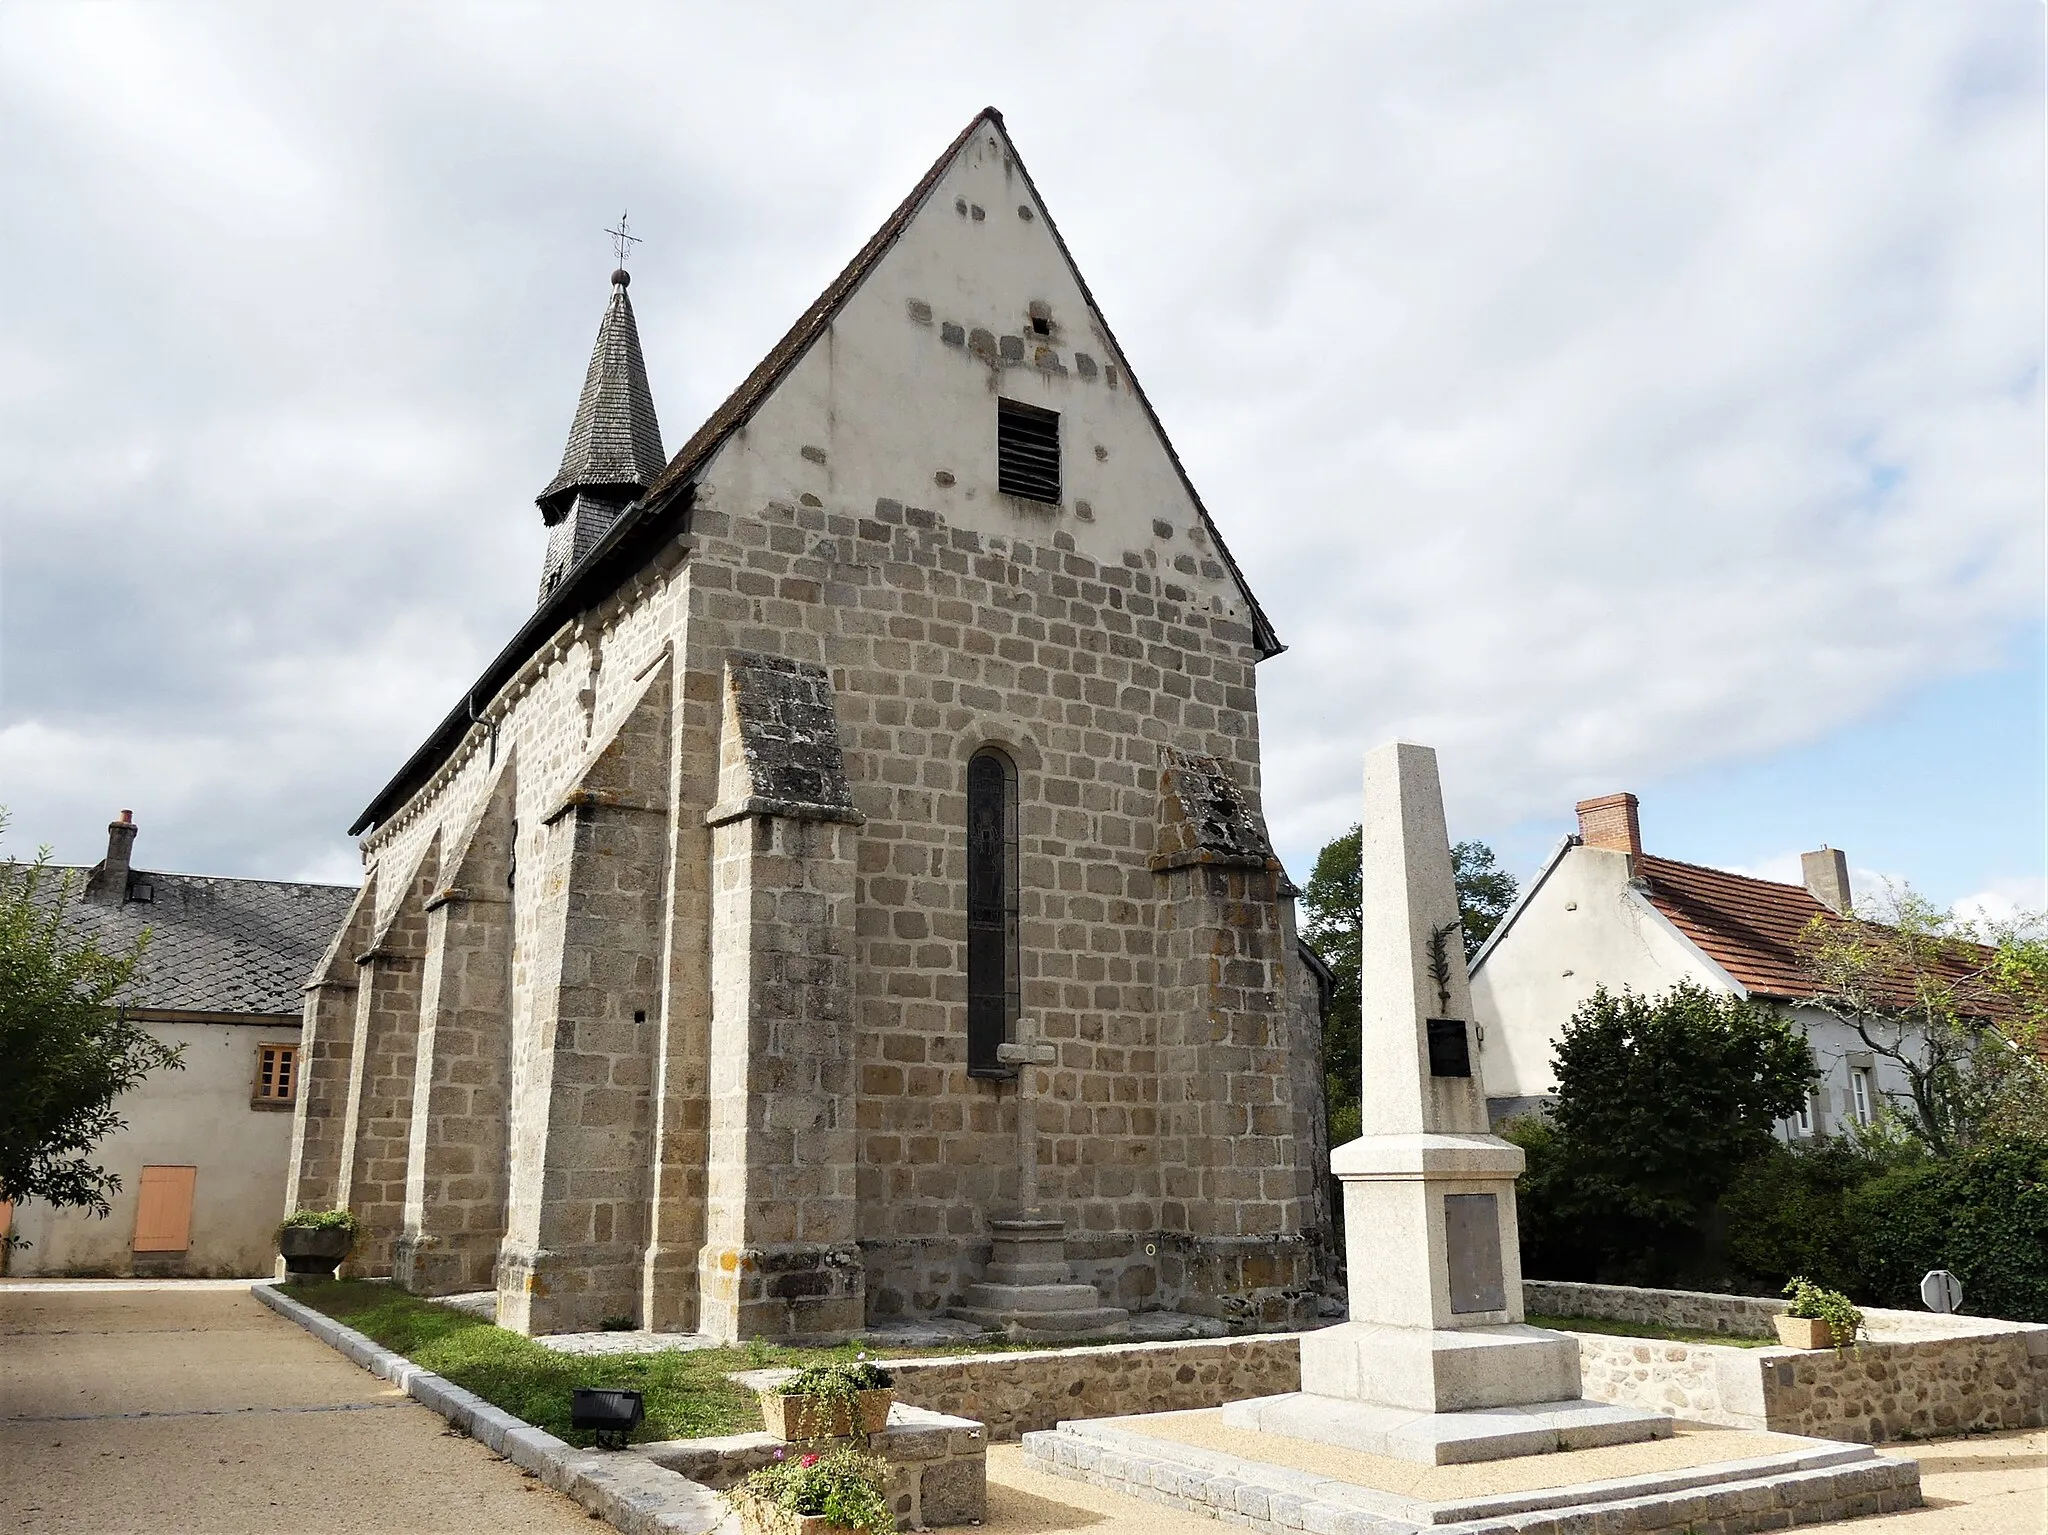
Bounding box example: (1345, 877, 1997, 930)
(536, 268, 665, 603)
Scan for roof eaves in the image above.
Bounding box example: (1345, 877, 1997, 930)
(348, 479, 695, 836)
(1467, 835, 1577, 976)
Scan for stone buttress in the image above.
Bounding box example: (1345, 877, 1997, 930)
(1150, 749, 1321, 1328)
(282, 878, 378, 1225)
(333, 843, 438, 1275)
(496, 667, 671, 1334)
(697, 654, 865, 1340)
(394, 760, 516, 1295)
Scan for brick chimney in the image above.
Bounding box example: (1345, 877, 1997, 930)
(83, 810, 137, 904)
(1801, 846, 1853, 915)
(1575, 792, 1642, 860)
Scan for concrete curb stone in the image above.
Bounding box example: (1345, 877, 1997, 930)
(253, 1281, 734, 1535)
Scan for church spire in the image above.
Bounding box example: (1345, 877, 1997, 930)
(536, 261, 665, 603)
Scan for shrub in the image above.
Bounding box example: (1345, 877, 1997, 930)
(778, 1359, 894, 1407)
(277, 1208, 362, 1242)
(1846, 1138, 2048, 1322)
(1782, 1275, 1863, 1347)
(1721, 1139, 1895, 1294)
(739, 1447, 893, 1535)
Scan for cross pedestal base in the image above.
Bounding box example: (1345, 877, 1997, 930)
(949, 1218, 1130, 1342)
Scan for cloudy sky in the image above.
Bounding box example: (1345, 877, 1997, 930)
(2, 3, 2041, 923)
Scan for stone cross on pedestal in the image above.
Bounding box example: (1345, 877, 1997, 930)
(950, 1015, 1129, 1340)
(996, 1016, 1057, 1215)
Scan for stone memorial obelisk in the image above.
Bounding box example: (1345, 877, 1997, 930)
(1224, 741, 1667, 1464)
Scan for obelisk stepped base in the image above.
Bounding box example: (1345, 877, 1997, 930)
(1222, 1390, 1673, 1466)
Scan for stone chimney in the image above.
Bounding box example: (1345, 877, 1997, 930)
(84, 810, 138, 904)
(1801, 846, 1853, 915)
(1575, 792, 1642, 861)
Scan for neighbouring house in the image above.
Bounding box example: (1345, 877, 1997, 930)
(3, 812, 358, 1277)
(284, 105, 1331, 1339)
(1470, 791, 1929, 1139)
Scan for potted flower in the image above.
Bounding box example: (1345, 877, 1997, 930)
(730, 1446, 894, 1535)
(759, 1361, 896, 1442)
(1775, 1276, 1863, 1350)
(277, 1209, 361, 1278)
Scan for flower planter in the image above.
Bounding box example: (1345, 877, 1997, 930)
(1774, 1314, 1836, 1349)
(760, 1389, 894, 1442)
(278, 1226, 352, 1277)
(730, 1489, 860, 1535)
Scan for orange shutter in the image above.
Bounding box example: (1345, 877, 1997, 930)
(132, 1165, 197, 1252)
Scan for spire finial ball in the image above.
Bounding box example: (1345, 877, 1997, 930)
(612, 267, 631, 288)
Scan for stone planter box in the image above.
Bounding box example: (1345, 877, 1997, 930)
(761, 1389, 893, 1442)
(1774, 1315, 1837, 1350)
(278, 1226, 352, 1277)
(730, 1489, 859, 1535)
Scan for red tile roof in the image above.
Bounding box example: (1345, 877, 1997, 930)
(1634, 854, 2012, 1022)
(1633, 854, 1831, 999)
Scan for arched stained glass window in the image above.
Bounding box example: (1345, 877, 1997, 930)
(966, 748, 1019, 1076)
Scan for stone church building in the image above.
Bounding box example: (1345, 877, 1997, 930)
(285, 107, 1331, 1338)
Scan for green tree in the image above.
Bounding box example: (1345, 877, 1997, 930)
(1514, 981, 1817, 1284)
(1800, 886, 2048, 1158)
(0, 832, 180, 1220)
(1300, 826, 1518, 1144)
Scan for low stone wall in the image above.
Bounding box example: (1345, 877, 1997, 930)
(1525, 1279, 1783, 1338)
(882, 1334, 1302, 1440)
(1535, 1280, 2048, 1442)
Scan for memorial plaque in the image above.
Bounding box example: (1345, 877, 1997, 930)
(1426, 1018, 1471, 1077)
(1444, 1193, 1506, 1313)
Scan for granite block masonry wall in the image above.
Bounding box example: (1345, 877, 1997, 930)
(882, 1334, 1302, 1440)
(328, 396, 1327, 1336)
(1536, 1279, 2048, 1442)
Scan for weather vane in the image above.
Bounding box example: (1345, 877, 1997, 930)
(605, 210, 642, 269)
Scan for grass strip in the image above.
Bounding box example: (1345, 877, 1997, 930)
(281, 1281, 1075, 1446)
(1526, 1311, 1777, 1348)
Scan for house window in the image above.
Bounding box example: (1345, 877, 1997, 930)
(1793, 1095, 1813, 1137)
(255, 1043, 298, 1107)
(966, 747, 1020, 1076)
(132, 1165, 197, 1252)
(1850, 1067, 1874, 1126)
(997, 399, 1060, 503)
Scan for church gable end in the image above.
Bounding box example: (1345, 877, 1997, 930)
(304, 108, 1328, 1339)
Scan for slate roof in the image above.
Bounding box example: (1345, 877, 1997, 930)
(1634, 853, 2005, 1016)
(536, 276, 665, 520)
(35, 865, 359, 1018)
(352, 105, 1281, 836)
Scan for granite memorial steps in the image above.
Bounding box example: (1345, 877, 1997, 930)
(1021, 1413, 1921, 1535)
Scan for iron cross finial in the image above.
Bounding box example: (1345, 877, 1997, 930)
(605, 210, 642, 268)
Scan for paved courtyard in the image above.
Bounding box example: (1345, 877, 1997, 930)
(1, 1281, 2040, 1535)
(0, 1280, 592, 1534)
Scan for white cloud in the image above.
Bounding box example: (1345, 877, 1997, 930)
(0, 2, 2038, 884)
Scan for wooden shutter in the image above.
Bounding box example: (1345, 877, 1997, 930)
(132, 1165, 197, 1252)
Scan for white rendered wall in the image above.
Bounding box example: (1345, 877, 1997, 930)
(1469, 846, 1725, 1102)
(6, 1018, 300, 1277)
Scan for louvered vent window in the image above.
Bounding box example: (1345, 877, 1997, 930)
(997, 399, 1060, 504)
